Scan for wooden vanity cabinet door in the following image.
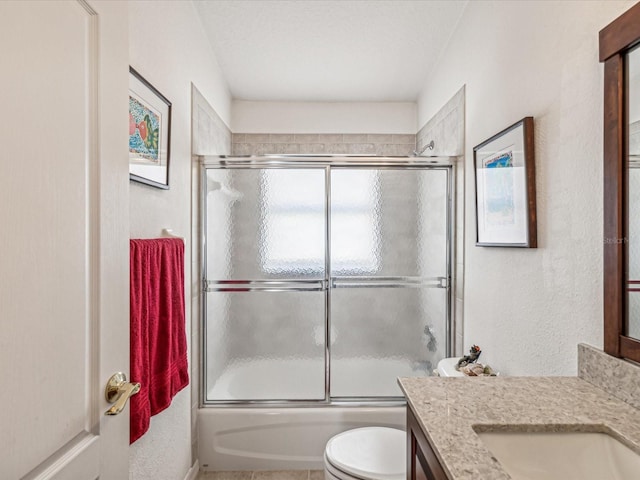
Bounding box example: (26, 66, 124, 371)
(407, 406, 449, 480)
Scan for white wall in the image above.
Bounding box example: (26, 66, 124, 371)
(128, 1, 231, 479)
(417, 0, 635, 376)
(232, 100, 416, 133)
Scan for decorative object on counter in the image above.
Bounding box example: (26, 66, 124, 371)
(129, 66, 172, 189)
(456, 344, 482, 368)
(474, 117, 537, 248)
(459, 363, 497, 376)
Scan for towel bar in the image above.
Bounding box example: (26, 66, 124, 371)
(162, 228, 184, 240)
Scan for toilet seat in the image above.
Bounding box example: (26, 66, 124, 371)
(324, 427, 406, 480)
(324, 453, 365, 480)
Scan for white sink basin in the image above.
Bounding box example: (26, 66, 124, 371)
(477, 431, 640, 480)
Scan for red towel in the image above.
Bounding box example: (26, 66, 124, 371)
(129, 238, 189, 444)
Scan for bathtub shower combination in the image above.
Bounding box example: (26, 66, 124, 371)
(198, 155, 454, 470)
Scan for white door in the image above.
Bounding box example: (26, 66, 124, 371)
(0, 1, 130, 479)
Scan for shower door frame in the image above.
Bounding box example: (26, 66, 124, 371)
(200, 155, 455, 407)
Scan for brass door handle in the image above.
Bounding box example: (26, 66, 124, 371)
(104, 372, 141, 416)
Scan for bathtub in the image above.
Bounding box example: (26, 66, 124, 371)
(198, 405, 406, 471)
(198, 356, 428, 471)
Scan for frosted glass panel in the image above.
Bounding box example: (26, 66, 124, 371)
(330, 169, 448, 277)
(203, 163, 451, 403)
(629, 168, 640, 339)
(206, 168, 326, 279)
(628, 45, 640, 339)
(205, 291, 326, 401)
(330, 287, 446, 397)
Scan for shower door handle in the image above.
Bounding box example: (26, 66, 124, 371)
(104, 372, 141, 416)
(331, 276, 447, 289)
(205, 279, 326, 292)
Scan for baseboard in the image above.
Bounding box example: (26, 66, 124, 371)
(183, 460, 199, 480)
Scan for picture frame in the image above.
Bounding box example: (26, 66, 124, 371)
(129, 67, 171, 189)
(473, 117, 537, 248)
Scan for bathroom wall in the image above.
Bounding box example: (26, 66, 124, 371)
(128, 2, 231, 479)
(416, 0, 635, 375)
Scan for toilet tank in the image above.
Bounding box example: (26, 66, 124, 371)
(435, 357, 464, 377)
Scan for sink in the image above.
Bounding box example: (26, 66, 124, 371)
(476, 431, 640, 480)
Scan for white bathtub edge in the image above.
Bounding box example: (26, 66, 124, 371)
(198, 405, 406, 471)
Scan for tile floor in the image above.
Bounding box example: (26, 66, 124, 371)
(198, 470, 324, 480)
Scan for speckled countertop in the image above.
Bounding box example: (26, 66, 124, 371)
(398, 376, 640, 479)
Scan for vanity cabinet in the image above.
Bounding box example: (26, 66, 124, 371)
(407, 405, 449, 480)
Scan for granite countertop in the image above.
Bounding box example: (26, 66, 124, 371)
(398, 376, 640, 479)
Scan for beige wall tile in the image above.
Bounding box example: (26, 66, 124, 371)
(376, 144, 397, 156)
(294, 134, 319, 143)
(283, 144, 301, 154)
(232, 143, 252, 156)
(392, 134, 416, 144)
(271, 143, 300, 154)
(367, 134, 393, 143)
(318, 134, 343, 143)
(301, 143, 326, 154)
(324, 143, 349, 154)
(377, 143, 414, 156)
(245, 133, 270, 143)
(252, 143, 278, 155)
(270, 134, 295, 143)
(342, 133, 368, 143)
(394, 144, 415, 156)
(347, 143, 376, 154)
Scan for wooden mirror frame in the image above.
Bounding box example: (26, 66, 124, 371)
(601, 2, 640, 362)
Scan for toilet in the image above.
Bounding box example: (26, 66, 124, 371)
(324, 427, 405, 480)
(324, 358, 464, 480)
(434, 357, 465, 377)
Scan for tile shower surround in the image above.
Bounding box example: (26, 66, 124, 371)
(193, 92, 465, 472)
(231, 133, 416, 156)
(416, 86, 465, 356)
(191, 86, 233, 465)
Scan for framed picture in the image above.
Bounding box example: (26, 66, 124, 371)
(474, 117, 537, 247)
(129, 67, 171, 189)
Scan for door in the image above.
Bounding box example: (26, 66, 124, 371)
(330, 168, 450, 398)
(0, 1, 130, 479)
(201, 161, 453, 404)
(203, 167, 328, 402)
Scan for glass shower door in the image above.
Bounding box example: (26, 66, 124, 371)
(329, 168, 449, 398)
(204, 168, 327, 401)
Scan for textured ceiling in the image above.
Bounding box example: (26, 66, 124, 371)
(193, 0, 468, 102)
